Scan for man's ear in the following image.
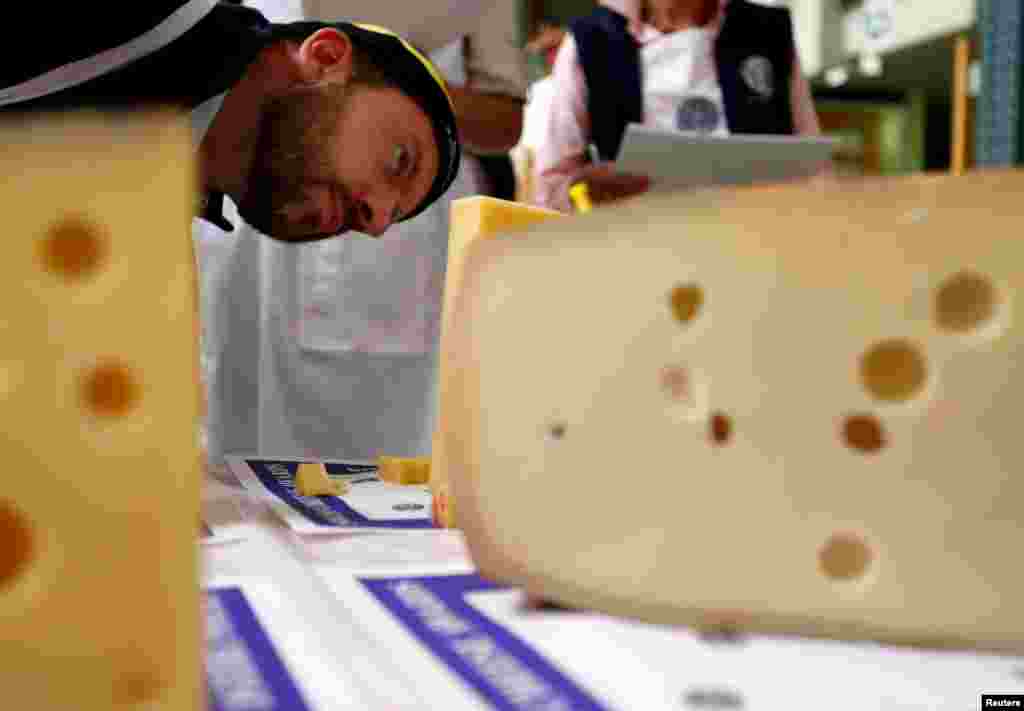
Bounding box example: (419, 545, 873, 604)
(296, 27, 354, 84)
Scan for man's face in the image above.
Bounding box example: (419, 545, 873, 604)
(238, 79, 440, 241)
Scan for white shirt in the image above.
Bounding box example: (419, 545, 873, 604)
(191, 92, 226, 144)
(194, 19, 485, 469)
(639, 26, 729, 136)
(530, 0, 823, 213)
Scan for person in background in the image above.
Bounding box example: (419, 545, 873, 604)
(512, 22, 567, 203)
(447, 3, 531, 200)
(525, 22, 569, 70)
(531, 0, 823, 213)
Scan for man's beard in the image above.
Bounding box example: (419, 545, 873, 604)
(237, 80, 351, 240)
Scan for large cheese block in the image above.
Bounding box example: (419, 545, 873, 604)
(432, 197, 563, 527)
(441, 172, 1024, 652)
(0, 112, 201, 708)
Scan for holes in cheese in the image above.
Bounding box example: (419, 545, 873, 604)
(935, 271, 998, 334)
(40, 215, 107, 281)
(663, 365, 708, 425)
(843, 414, 886, 453)
(660, 365, 691, 402)
(859, 339, 927, 403)
(709, 412, 732, 445)
(0, 500, 33, 589)
(295, 462, 347, 497)
(111, 667, 164, 706)
(697, 609, 752, 635)
(547, 422, 567, 441)
(669, 283, 703, 325)
(819, 533, 873, 581)
(79, 360, 140, 419)
(377, 456, 431, 484)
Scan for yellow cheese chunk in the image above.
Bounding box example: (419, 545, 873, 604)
(435, 198, 565, 530)
(295, 462, 348, 497)
(0, 112, 201, 708)
(441, 198, 564, 345)
(377, 455, 431, 485)
(442, 173, 1024, 653)
(411, 458, 431, 484)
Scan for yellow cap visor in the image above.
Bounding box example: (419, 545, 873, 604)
(352, 22, 453, 107)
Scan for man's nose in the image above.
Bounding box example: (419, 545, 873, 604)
(357, 189, 401, 237)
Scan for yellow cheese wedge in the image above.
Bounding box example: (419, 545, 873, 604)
(442, 172, 1024, 653)
(377, 456, 431, 484)
(434, 198, 564, 529)
(0, 112, 201, 708)
(295, 462, 348, 497)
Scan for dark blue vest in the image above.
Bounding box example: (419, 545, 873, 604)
(570, 0, 796, 161)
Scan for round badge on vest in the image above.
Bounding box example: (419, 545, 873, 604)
(740, 55, 775, 100)
(676, 96, 721, 133)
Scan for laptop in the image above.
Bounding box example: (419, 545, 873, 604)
(615, 123, 837, 190)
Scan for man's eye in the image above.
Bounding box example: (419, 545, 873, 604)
(392, 145, 411, 177)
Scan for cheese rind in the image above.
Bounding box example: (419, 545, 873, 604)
(434, 197, 565, 529)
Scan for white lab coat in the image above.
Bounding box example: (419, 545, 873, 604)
(194, 0, 484, 471)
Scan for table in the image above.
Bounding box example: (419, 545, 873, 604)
(201, 463, 1024, 711)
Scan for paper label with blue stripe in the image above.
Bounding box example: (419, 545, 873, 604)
(359, 573, 609, 711)
(227, 456, 434, 533)
(205, 586, 313, 711)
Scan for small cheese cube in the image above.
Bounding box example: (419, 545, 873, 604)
(295, 462, 347, 497)
(377, 456, 431, 484)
